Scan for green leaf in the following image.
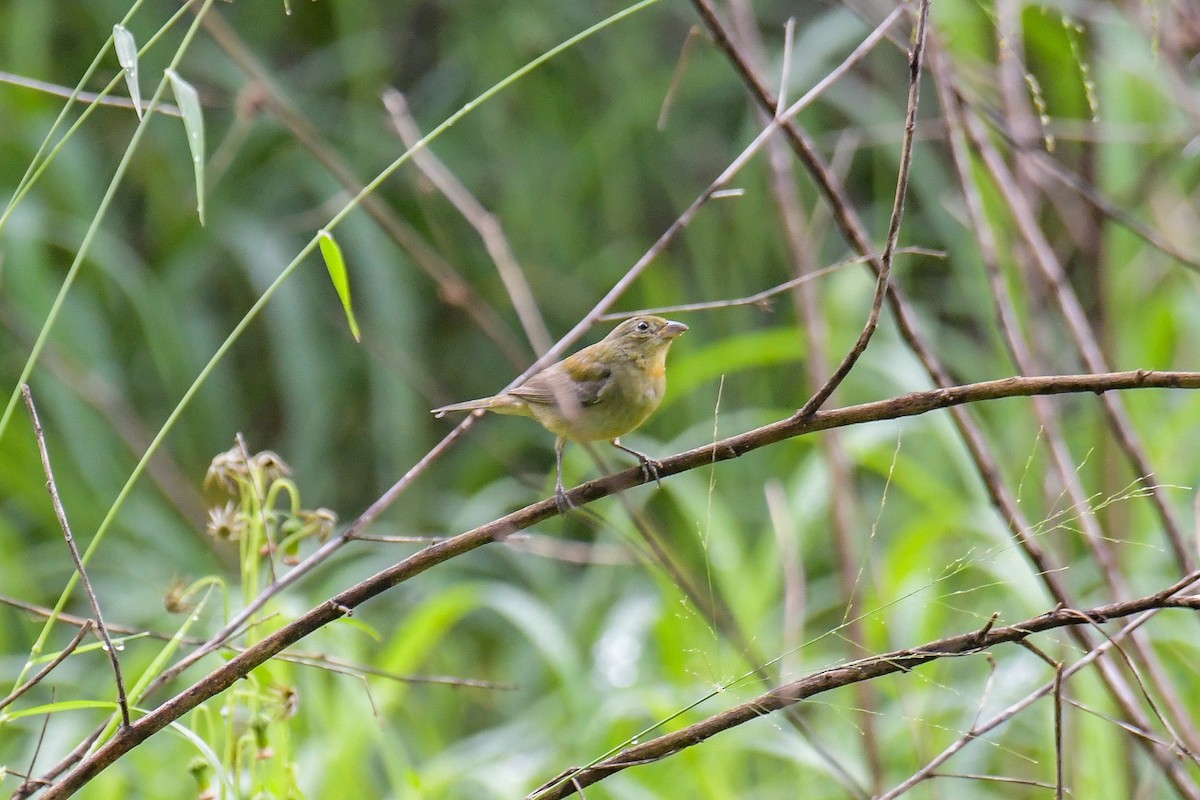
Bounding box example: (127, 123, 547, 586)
(318, 230, 361, 342)
(112, 24, 142, 120)
(165, 69, 206, 226)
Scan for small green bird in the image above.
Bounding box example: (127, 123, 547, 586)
(432, 315, 688, 510)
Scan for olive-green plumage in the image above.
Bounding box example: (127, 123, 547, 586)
(432, 315, 687, 509)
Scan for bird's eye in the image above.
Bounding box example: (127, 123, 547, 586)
(636, 320, 650, 332)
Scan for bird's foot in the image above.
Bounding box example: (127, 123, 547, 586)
(554, 483, 574, 513)
(637, 455, 663, 489)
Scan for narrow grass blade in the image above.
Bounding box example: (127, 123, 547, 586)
(318, 229, 361, 342)
(165, 68, 206, 226)
(113, 24, 142, 120)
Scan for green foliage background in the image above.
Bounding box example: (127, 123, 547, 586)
(2, 0, 1200, 798)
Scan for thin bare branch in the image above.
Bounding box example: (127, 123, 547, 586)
(528, 586, 1200, 799)
(797, 0, 930, 418)
(598, 247, 944, 319)
(34, 369, 1200, 798)
(0, 620, 93, 713)
(383, 88, 554, 355)
(22, 384, 130, 729)
(0, 70, 183, 117)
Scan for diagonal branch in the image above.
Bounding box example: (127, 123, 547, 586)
(35, 368, 1200, 798)
(797, 0, 930, 417)
(21, 384, 130, 729)
(528, 579, 1200, 799)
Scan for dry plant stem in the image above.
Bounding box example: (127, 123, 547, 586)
(600, 247, 943, 319)
(196, 9, 530, 369)
(875, 601, 1184, 800)
(729, 0, 882, 787)
(796, 0, 929, 419)
(35, 370, 1200, 798)
(690, 3, 1200, 795)
(0, 70, 183, 117)
(593, 452, 867, 796)
(51, 28, 888, 756)
(21, 385, 130, 729)
(0, 620, 92, 713)
(1054, 665, 1065, 800)
(0, 592, 504, 690)
(955, 91, 1194, 573)
(527, 582, 1200, 800)
(930, 43, 1200, 757)
(383, 89, 553, 356)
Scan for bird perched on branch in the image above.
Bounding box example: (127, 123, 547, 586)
(432, 315, 688, 511)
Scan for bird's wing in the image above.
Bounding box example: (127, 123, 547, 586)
(510, 358, 611, 407)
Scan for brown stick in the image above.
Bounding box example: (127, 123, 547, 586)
(34, 369, 1200, 798)
(22, 385, 130, 729)
(527, 582, 1200, 799)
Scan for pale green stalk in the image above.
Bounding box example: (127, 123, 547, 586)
(9, 0, 661, 696)
(0, 0, 199, 232)
(8, 0, 222, 691)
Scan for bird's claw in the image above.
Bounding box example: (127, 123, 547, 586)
(555, 485, 574, 513)
(638, 456, 663, 489)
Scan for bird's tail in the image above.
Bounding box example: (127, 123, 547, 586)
(431, 396, 501, 418)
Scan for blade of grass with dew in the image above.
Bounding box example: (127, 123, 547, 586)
(166, 68, 206, 225)
(318, 230, 360, 341)
(0, 0, 149, 229)
(113, 24, 143, 120)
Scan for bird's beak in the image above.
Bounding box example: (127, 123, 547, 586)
(661, 320, 688, 339)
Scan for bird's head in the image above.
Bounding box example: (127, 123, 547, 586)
(603, 315, 688, 360)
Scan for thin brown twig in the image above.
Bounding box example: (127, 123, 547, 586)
(657, 26, 704, 130)
(34, 369, 1200, 798)
(1054, 664, 1065, 800)
(17, 691, 56, 797)
(0, 620, 93, 713)
(691, 3, 1200, 794)
(0, 70, 183, 117)
(383, 89, 554, 355)
(527, 587, 1200, 799)
(21, 384, 130, 729)
(874, 588, 1200, 800)
(954, 82, 1194, 574)
(796, 0, 930, 418)
(598, 247, 944, 320)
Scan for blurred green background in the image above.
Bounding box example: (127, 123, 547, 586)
(3, 0, 1200, 797)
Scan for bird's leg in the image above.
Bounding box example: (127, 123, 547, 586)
(610, 438, 662, 488)
(554, 436, 573, 512)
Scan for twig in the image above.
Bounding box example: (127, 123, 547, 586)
(1054, 665, 1065, 800)
(0, 620, 93, 713)
(21, 384, 131, 729)
(875, 590, 1200, 800)
(526, 586, 1200, 799)
(657, 26, 704, 130)
(197, 9, 531, 369)
(383, 89, 554, 355)
(597, 247, 944, 319)
(954, 81, 1194, 573)
(795, 0, 929, 418)
(0, 70, 183, 117)
(34, 369, 1200, 798)
(690, 3, 1200, 794)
